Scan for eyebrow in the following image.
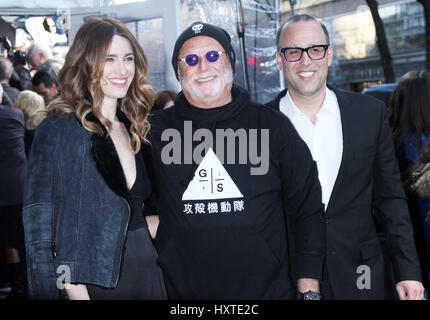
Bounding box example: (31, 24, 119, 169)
(282, 43, 327, 48)
(106, 52, 135, 57)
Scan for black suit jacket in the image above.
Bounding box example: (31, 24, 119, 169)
(267, 86, 422, 299)
(0, 100, 26, 206)
(1, 83, 20, 103)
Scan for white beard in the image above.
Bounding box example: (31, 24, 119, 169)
(180, 66, 233, 99)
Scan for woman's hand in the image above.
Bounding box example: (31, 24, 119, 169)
(65, 284, 90, 300)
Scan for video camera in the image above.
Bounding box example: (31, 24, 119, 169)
(0, 35, 27, 66)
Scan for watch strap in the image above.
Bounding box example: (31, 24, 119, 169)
(296, 290, 323, 300)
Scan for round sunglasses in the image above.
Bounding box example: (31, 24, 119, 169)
(178, 50, 225, 67)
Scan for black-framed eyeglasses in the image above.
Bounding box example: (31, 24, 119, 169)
(178, 50, 225, 67)
(279, 45, 329, 62)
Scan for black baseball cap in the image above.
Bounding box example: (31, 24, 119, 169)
(171, 21, 236, 80)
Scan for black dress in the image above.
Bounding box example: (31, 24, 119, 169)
(87, 152, 167, 300)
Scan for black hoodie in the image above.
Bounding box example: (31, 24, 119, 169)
(147, 86, 326, 299)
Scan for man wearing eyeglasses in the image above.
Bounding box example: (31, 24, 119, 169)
(146, 21, 326, 300)
(268, 14, 424, 300)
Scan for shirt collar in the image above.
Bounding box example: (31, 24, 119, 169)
(280, 87, 340, 122)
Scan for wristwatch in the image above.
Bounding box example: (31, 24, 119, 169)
(296, 290, 322, 300)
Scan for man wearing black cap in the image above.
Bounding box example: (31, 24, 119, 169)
(146, 21, 326, 300)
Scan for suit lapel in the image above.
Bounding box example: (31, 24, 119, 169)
(325, 87, 356, 214)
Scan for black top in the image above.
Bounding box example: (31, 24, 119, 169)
(85, 150, 165, 299)
(147, 86, 325, 299)
(128, 151, 152, 231)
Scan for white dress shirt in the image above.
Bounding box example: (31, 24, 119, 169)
(279, 87, 343, 209)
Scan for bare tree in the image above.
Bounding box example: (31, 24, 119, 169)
(417, 0, 430, 71)
(366, 0, 396, 82)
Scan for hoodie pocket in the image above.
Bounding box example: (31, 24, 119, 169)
(157, 231, 281, 299)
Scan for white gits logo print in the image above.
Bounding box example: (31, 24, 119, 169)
(182, 148, 243, 201)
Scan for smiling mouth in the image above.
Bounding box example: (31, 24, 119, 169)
(196, 75, 216, 83)
(298, 71, 315, 78)
(109, 78, 128, 87)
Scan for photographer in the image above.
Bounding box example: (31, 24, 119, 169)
(1, 35, 32, 91)
(10, 52, 32, 91)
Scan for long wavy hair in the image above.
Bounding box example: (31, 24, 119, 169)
(49, 17, 154, 153)
(388, 70, 430, 155)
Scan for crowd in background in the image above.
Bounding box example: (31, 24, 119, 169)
(0, 21, 429, 300)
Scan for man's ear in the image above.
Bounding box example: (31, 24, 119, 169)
(177, 65, 182, 82)
(327, 45, 333, 67)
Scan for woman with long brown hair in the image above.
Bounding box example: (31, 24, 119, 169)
(22, 17, 166, 300)
(388, 70, 430, 294)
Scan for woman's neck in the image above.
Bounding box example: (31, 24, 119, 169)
(101, 98, 118, 123)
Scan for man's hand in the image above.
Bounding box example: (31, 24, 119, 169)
(297, 278, 319, 293)
(396, 280, 425, 300)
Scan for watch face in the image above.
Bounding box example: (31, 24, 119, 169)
(304, 291, 321, 300)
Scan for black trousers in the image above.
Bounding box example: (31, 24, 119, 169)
(0, 204, 24, 250)
(0, 204, 27, 294)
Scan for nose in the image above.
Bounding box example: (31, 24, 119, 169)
(115, 60, 128, 75)
(197, 54, 210, 71)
